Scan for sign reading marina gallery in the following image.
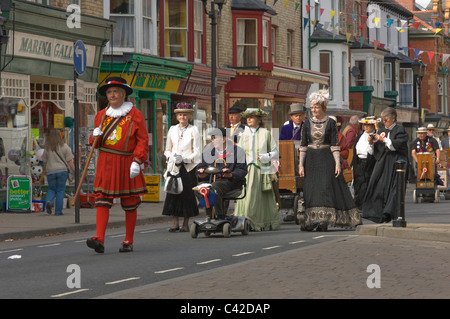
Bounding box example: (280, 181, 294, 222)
(7, 31, 96, 67)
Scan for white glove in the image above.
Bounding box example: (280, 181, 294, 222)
(174, 154, 183, 165)
(130, 161, 141, 178)
(93, 127, 103, 137)
(258, 153, 271, 164)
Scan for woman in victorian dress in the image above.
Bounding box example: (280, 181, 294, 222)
(298, 90, 361, 231)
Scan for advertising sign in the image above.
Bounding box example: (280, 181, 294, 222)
(7, 175, 32, 212)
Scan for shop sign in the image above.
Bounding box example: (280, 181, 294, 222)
(102, 73, 181, 93)
(142, 174, 160, 202)
(7, 175, 32, 211)
(7, 31, 95, 67)
(265, 78, 310, 96)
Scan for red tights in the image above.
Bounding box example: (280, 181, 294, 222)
(95, 206, 137, 245)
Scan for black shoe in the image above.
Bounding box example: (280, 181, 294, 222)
(46, 202, 52, 215)
(86, 238, 104, 253)
(119, 242, 133, 252)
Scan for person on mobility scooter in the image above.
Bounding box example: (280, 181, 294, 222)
(191, 128, 249, 237)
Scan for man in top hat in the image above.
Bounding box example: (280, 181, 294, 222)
(279, 103, 306, 141)
(86, 77, 149, 253)
(226, 105, 246, 144)
(441, 127, 450, 149)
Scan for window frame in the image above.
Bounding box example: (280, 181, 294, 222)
(232, 10, 273, 68)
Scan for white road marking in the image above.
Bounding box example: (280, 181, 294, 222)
(7, 255, 22, 259)
(51, 289, 90, 298)
(232, 252, 254, 257)
(197, 259, 221, 265)
(289, 240, 306, 244)
(262, 246, 281, 250)
(105, 277, 140, 285)
(154, 267, 184, 274)
(140, 230, 157, 234)
(109, 234, 125, 238)
(38, 243, 61, 248)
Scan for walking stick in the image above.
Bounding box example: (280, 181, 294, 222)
(74, 113, 107, 201)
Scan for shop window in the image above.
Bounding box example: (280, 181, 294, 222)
(354, 60, 366, 86)
(399, 68, 413, 107)
(236, 19, 258, 67)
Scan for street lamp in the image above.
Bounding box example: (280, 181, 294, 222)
(201, 0, 227, 128)
(412, 59, 426, 127)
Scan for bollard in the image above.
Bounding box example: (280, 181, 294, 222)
(393, 160, 407, 227)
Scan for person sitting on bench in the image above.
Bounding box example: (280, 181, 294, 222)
(196, 128, 247, 218)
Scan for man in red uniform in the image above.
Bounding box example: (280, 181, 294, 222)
(86, 77, 149, 253)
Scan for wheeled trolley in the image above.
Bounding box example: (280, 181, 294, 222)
(278, 140, 304, 224)
(414, 152, 440, 203)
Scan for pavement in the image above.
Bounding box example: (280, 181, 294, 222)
(2, 186, 450, 299)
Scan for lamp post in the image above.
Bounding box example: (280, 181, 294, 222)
(412, 59, 426, 127)
(201, 0, 227, 128)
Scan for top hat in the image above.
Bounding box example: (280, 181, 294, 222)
(417, 127, 427, 134)
(289, 103, 305, 115)
(174, 102, 194, 113)
(98, 77, 133, 97)
(241, 108, 267, 118)
(228, 105, 243, 114)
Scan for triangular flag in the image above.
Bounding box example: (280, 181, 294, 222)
(303, 17, 309, 29)
(414, 21, 421, 30)
(401, 20, 407, 28)
(373, 40, 379, 51)
(374, 17, 380, 27)
(284, 0, 288, 8)
(414, 49, 421, 59)
(320, 8, 324, 16)
(359, 24, 364, 30)
(295, 2, 299, 12)
(346, 33, 351, 43)
(435, 28, 442, 35)
(323, 21, 330, 30)
(428, 51, 435, 63)
(306, 5, 311, 14)
(330, 10, 335, 19)
(442, 53, 450, 63)
(387, 19, 393, 27)
(351, 14, 356, 21)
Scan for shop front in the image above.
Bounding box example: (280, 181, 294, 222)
(225, 64, 329, 132)
(100, 54, 193, 177)
(0, 1, 112, 210)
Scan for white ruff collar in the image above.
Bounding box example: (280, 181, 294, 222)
(106, 102, 133, 118)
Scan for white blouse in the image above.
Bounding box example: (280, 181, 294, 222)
(355, 132, 374, 159)
(164, 124, 201, 172)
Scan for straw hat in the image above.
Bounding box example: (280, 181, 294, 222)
(241, 108, 267, 118)
(416, 127, 427, 134)
(359, 116, 378, 125)
(174, 102, 194, 113)
(427, 124, 435, 130)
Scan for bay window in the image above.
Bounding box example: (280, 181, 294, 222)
(399, 68, 413, 107)
(105, 0, 157, 54)
(164, 0, 187, 58)
(236, 19, 258, 67)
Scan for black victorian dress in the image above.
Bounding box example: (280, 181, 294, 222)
(362, 124, 409, 223)
(299, 117, 361, 230)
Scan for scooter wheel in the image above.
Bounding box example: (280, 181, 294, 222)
(223, 223, 231, 238)
(190, 223, 198, 239)
(241, 219, 249, 236)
